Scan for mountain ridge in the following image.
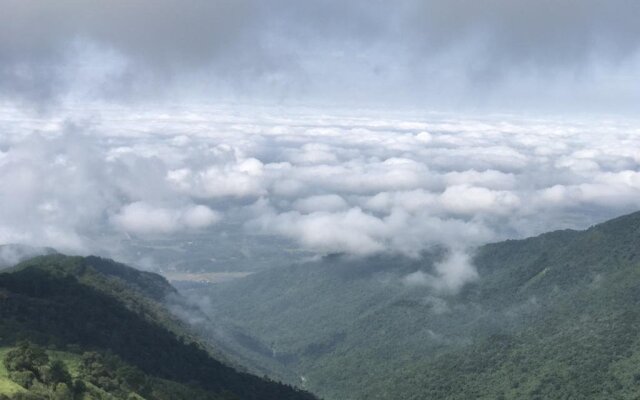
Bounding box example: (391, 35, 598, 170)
(199, 210, 640, 399)
(0, 254, 317, 400)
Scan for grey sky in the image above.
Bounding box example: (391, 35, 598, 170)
(1, 0, 639, 113)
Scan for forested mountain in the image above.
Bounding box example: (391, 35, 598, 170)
(0, 255, 316, 400)
(201, 211, 640, 399)
(3, 211, 640, 400)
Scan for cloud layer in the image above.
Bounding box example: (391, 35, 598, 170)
(1, 104, 638, 267)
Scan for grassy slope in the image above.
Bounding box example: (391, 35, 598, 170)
(0, 347, 84, 396)
(0, 348, 26, 395)
(0, 346, 131, 399)
(203, 211, 640, 399)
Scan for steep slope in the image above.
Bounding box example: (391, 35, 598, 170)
(0, 255, 316, 400)
(202, 211, 640, 399)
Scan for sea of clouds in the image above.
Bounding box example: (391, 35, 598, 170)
(0, 104, 639, 274)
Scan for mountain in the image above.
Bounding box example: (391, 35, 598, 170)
(199, 210, 640, 399)
(0, 254, 316, 400)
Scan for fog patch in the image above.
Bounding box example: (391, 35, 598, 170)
(0, 244, 56, 269)
(403, 250, 478, 294)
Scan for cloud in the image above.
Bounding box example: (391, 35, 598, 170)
(111, 202, 221, 235)
(171, 157, 266, 199)
(0, 0, 267, 103)
(0, 123, 226, 253)
(249, 206, 388, 255)
(403, 251, 478, 294)
(293, 194, 349, 213)
(0, 244, 54, 269)
(433, 251, 478, 293)
(181, 205, 222, 229)
(0, 1, 639, 112)
(2, 2, 639, 295)
(439, 185, 521, 215)
(0, 105, 639, 281)
(250, 199, 495, 257)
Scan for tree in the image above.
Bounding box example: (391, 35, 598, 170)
(3, 341, 49, 379)
(117, 364, 147, 392)
(8, 370, 36, 389)
(53, 382, 73, 400)
(49, 360, 72, 386)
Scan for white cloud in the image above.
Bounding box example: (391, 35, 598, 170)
(250, 207, 388, 255)
(432, 251, 478, 293)
(403, 251, 478, 294)
(0, 104, 639, 287)
(111, 202, 221, 235)
(287, 143, 338, 164)
(250, 200, 493, 258)
(191, 158, 266, 198)
(293, 194, 349, 213)
(182, 205, 222, 229)
(440, 185, 521, 215)
(443, 169, 516, 190)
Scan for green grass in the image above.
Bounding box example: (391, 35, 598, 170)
(0, 345, 135, 399)
(0, 346, 145, 399)
(0, 347, 85, 396)
(0, 347, 27, 395)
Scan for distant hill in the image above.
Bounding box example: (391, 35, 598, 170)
(0, 254, 316, 400)
(201, 211, 640, 399)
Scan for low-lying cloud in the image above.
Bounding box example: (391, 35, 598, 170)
(403, 251, 478, 294)
(112, 202, 220, 235)
(0, 105, 639, 275)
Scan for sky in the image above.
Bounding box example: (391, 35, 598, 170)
(1, 1, 640, 286)
(1, 0, 639, 113)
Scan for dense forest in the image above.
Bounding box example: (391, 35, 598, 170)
(201, 211, 640, 399)
(3, 211, 640, 399)
(0, 255, 316, 400)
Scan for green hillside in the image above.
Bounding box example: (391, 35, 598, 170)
(0, 348, 27, 397)
(0, 341, 223, 400)
(202, 211, 640, 399)
(0, 255, 316, 400)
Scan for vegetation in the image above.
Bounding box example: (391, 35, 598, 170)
(0, 255, 316, 400)
(0, 348, 27, 397)
(4, 210, 640, 399)
(203, 210, 640, 399)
